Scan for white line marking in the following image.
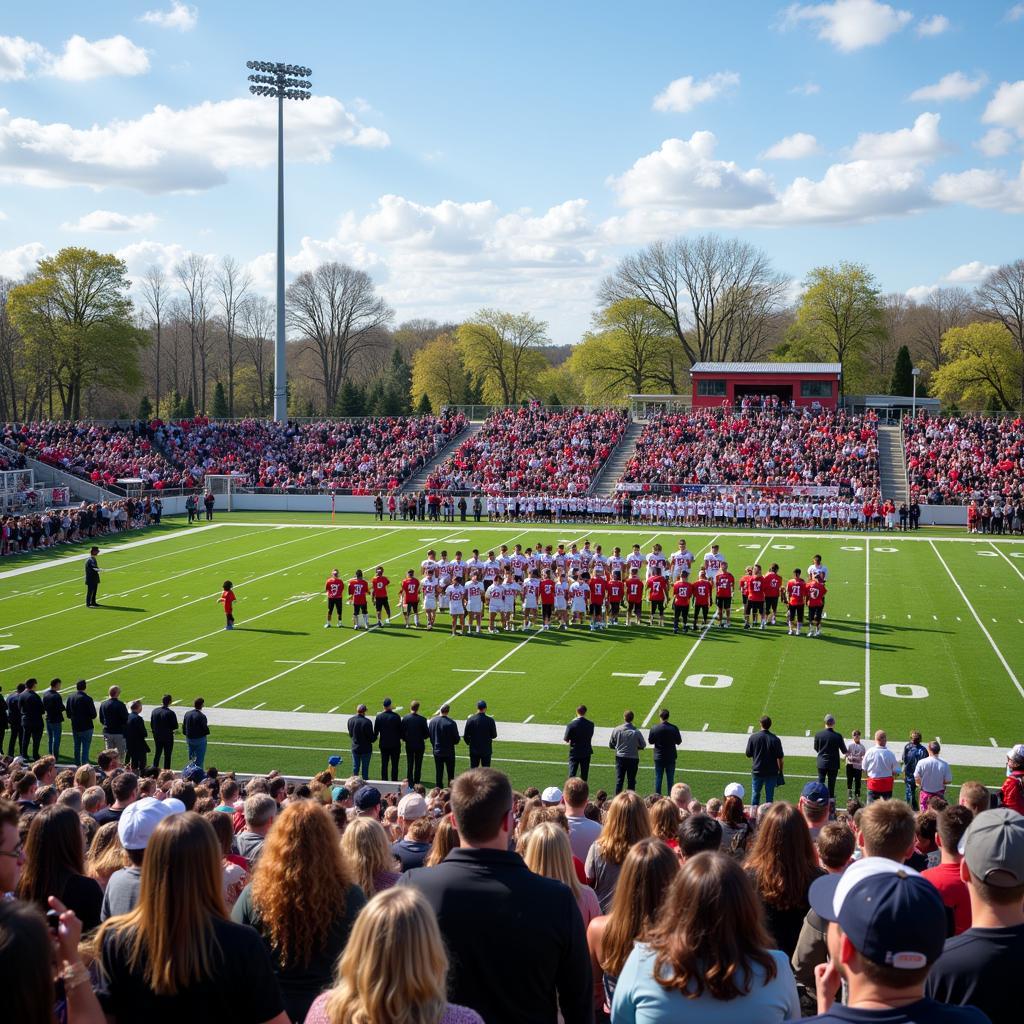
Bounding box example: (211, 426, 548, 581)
(439, 633, 542, 711)
(990, 541, 1024, 582)
(274, 659, 347, 665)
(253, 702, 266, 710)
(327, 706, 339, 714)
(702, 723, 709, 731)
(991, 737, 999, 747)
(865, 542, 871, 736)
(747, 725, 753, 733)
(805, 729, 811, 736)
(523, 714, 534, 723)
(292, 704, 304, 712)
(929, 540, 1024, 699)
(451, 668, 525, 675)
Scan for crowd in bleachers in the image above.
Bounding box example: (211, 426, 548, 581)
(0, 498, 160, 557)
(620, 408, 880, 496)
(424, 404, 629, 495)
(904, 415, 1024, 506)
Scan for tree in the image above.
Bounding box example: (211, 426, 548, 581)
(335, 378, 367, 417)
(599, 234, 790, 366)
(975, 260, 1024, 406)
(457, 309, 549, 406)
(415, 392, 432, 414)
(385, 348, 413, 414)
(140, 265, 166, 417)
(137, 394, 153, 419)
(930, 323, 1023, 411)
(913, 287, 969, 373)
(286, 262, 393, 411)
(179, 392, 196, 418)
(215, 255, 251, 417)
(240, 295, 274, 416)
(174, 253, 212, 412)
(411, 334, 468, 411)
(8, 247, 146, 419)
(534, 364, 585, 407)
(889, 345, 914, 396)
(873, 293, 910, 392)
(211, 380, 229, 418)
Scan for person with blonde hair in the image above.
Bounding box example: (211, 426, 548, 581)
(521, 820, 601, 928)
(86, 820, 127, 890)
(585, 789, 651, 912)
(425, 815, 459, 866)
(341, 816, 401, 896)
(305, 887, 483, 1024)
(97, 813, 289, 1022)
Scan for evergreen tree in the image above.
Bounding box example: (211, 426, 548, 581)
(889, 345, 914, 396)
(180, 393, 196, 418)
(464, 371, 484, 405)
(366, 380, 386, 416)
(169, 389, 183, 418)
(416, 392, 433, 414)
(545, 392, 561, 407)
(137, 394, 153, 419)
(387, 349, 413, 413)
(336, 379, 367, 417)
(211, 381, 229, 418)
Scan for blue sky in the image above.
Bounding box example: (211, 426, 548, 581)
(2, 0, 1024, 341)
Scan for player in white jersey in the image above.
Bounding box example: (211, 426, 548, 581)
(437, 551, 451, 610)
(554, 572, 569, 629)
(466, 550, 484, 578)
(509, 545, 528, 580)
(421, 550, 438, 577)
(522, 571, 541, 629)
(486, 578, 504, 633)
(608, 547, 625, 575)
(465, 572, 484, 634)
(446, 580, 466, 636)
(670, 540, 696, 580)
(569, 577, 589, 626)
(502, 573, 521, 631)
(566, 545, 581, 577)
(703, 544, 725, 576)
(483, 551, 501, 589)
(421, 570, 439, 631)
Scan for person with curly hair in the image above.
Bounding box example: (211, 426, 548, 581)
(231, 801, 366, 1023)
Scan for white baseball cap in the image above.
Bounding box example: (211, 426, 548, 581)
(724, 782, 745, 800)
(541, 786, 563, 804)
(397, 793, 428, 820)
(117, 797, 186, 851)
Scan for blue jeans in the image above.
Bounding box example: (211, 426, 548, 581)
(73, 729, 93, 766)
(46, 722, 62, 760)
(187, 737, 207, 769)
(352, 751, 372, 778)
(654, 761, 676, 795)
(751, 773, 777, 806)
(905, 777, 918, 809)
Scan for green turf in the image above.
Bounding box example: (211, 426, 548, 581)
(2, 512, 1022, 800)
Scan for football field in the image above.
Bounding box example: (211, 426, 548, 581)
(3, 512, 1023, 798)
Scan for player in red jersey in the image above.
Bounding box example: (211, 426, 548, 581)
(325, 568, 345, 628)
(806, 573, 827, 638)
(714, 567, 735, 629)
(739, 565, 753, 619)
(538, 569, 556, 630)
(645, 569, 667, 627)
(625, 569, 644, 626)
(348, 570, 369, 630)
(786, 567, 806, 636)
(400, 569, 421, 629)
(589, 572, 607, 631)
(219, 579, 236, 631)
(691, 570, 712, 628)
(745, 565, 766, 630)
(672, 571, 692, 634)
(763, 563, 783, 626)
(607, 571, 624, 626)
(371, 566, 391, 626)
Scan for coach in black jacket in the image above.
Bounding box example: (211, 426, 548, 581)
(18, 678, 45, 760)
(6, 684, 24, 757)
(648, 708, 682, 795)
(563, 705, 594, 781)
(150, 694, 179, 770)
(401, 701, 430, 784)
(99, 686, 129, 760)
(65, 680, 96, 766)
(347, 704, 374, 779)
(813, 713, 847, 798)
(400, 768, 592, 1024)
(373, 698, 403, 781)
(463, 700, 497, 768)
(125, 700, 150, 773)
(428, 704, 460, 788)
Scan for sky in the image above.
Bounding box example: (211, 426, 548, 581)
(2, 0, 1024, 343)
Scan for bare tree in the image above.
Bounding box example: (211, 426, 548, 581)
(975, 261, 1024, 404)
(214, 256, 251, 417)
(139, 266, 167, 416)
(174, 253, 213, 412)
(599, 234, 790, 367)
(286, 262, 394, 411)
(874, 292, 911, 391)
(239, 294, 274, 415)
(914, 287, 970, 373)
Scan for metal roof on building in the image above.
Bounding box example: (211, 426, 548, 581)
(689, 362, 843, 375)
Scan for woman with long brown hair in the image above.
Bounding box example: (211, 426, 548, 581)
(744, 801, 824, 957)
(305, 887, 482, 1024)
(98, 812, 290, 1023)
(341, 816, 401, 895)
(585, 790, 651, 912)
(586, 836, 679, 1019)
(611, 851, 800, 1021)
(424, 814, 459, 866)
(232, 801, 366, 1022)
(649, 798, 682, 852)
(17, 804, 103, 931)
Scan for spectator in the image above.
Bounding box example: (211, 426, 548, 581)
(923, 805, 974, 936)
(203, 810, 248, 908)
(94, 772, 138, 826)
(650, 798, 683, 853)
(341, 816, 401, 895)
(304, 887, 483, 1024)
(182, 697, 210, 769)
(0, 799, 23, 896)
(521, 821, 601, 928)
(237, 793, 277, 867)
(85, 821, 126, 891)
(670, 782, 693, 810)
(718, 794, 754, 859)
(1001, 745, 1024, 814)
(915, 741, 953, 811)
(565, 777, 602, 863)
(799, 782, 832, 842)
(392, 792, 433, 871)
(858, 800, 917, 861)
(863, 730, 900, 803)
(959, 780, 992, 819)
(400, 768, 592, 1024)
(609, 710, 646, 795)
(353, 785, 382, 819)
(99, 686, 128, 760)
(746, 715, 784, 806)
(612, 851, 800, 1023)
(232, 801, 367, 1022)
(424, 815, 459, 867)
(17, 805, 103, 932)
(817, 821, 856, 874)
(96, 813, 289, 1022)
(678, 813, 723, 860)
(585, 790, 652, 913)
(82, 786, 107, 819)
(845, 728, 866, 800)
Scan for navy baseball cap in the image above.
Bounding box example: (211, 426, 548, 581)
(477, 699, 487, 709)
(801, 781, 831, 806)
(809, 857, 946, 969)
(354, 786, 381, 810)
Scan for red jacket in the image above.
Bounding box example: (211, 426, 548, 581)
(1002, 771, 1024, 815)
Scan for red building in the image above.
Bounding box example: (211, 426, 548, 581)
(689, 361, 841, 410)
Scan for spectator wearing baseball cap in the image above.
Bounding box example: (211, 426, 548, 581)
(541, 786, 562, 806)
(926, 809, 1024, 1023)
(807, 857, 986, 1023)
(101, 796, 185, 921)
(464, 700, 497, 769)
(353, 785, 382, 819)
(1002, 744, 1024, 815)
(392, 792, 432, 871)
(800, 781, 832, 842)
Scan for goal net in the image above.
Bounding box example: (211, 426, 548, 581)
(204, 474, 243, 513)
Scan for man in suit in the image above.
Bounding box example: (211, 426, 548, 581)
(428, 703, 460, 788)
(401, 700, 430, 784)
(18, 678, 44, 760)
(99, 685, 128, 760)
(65, 679, 97, 766)
(124, 700, 150, 773)
(813, 713, 848, 799)
(373, 697, 403, 781)
(563, 704, 594, 781)
(648, 707, 682, 795)
(347, 703, 374, 778)
(4, 684, 22, 757)
(84, 546, 101, 607)
(399, 768, 592, 1024)
(464, 699, 497, 768)
(150, 694, 179, 770)
(42, 678, 65, 762)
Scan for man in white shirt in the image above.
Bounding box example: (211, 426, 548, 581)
(914, 740, 953, 810)
(863, 729, 901, 803)
(563, 777, 601, 863)
(807, 554, 829, 582)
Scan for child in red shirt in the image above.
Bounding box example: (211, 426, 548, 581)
(219, 580, 236, 631)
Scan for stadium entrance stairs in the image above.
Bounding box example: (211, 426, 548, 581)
(877, 423, 909, 504)
(402, 420, 482, 492)
(588, 419, 645, 495)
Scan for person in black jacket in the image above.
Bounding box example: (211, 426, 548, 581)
(813, 713, 848, 798)
(428, 704, 460, 788)
(65, 679, 97, 766)
(99, 685, 128, 760)
(648, 707, 682, 795)
(124, 700, 150, 773)
(399, 768, 593, 1024)
(5, 683, 24, 757)
(42, 677, 65, 762)
(564, 704, 595, 781)
(401, 700, 430, 784)
(347, 703, 374, 778)
(0, 684, 7, 755)
(373, 698, 403, 781)
(150, 694, 179, 770)
(84, 546, 101, 607)
(745, 714, 785, 807)
(464, 700, 497, 768)
(18, 677, 45, 760)
(182, 697, 210, 769)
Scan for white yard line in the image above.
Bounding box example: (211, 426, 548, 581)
(864, 543, 872, 736)
(991, 541, 1024, 583)
(929, 540, 1024, 700)
(437, 633, 543, 713)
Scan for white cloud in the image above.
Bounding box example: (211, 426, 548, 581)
(0, 36, 48, 81)
(0, 242, 47, 279)
(783, 0, 912, 51)
(761, 132, 821, 159)
(849, 112, 948, 162)
(115, 239, 189, 279)
(976, 128, 1015, 157)
(1006, 4, 1024, 21)
(140, 2, 198, 31)
(46, 35, 149, 81)
(0, 96, 389, 193)
(932, 164, 1024, 211)
(916, 14, 950, 36)
(905, 284, 938, 302)
(983, 80, 1024, 135)
(652, 71, 740, 113)
(790, 81, 822, 95)
(63, 209, 158, 232)
(944, 260, 997, 283)
(909, 71, 986, 103)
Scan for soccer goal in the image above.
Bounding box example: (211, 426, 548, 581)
(204, 474, 243, 513)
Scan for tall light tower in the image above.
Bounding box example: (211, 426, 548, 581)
(246, 59, 312, 422)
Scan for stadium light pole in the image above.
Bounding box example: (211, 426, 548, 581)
(911, 366, 920, 419)
(246, 60, 313, 422)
